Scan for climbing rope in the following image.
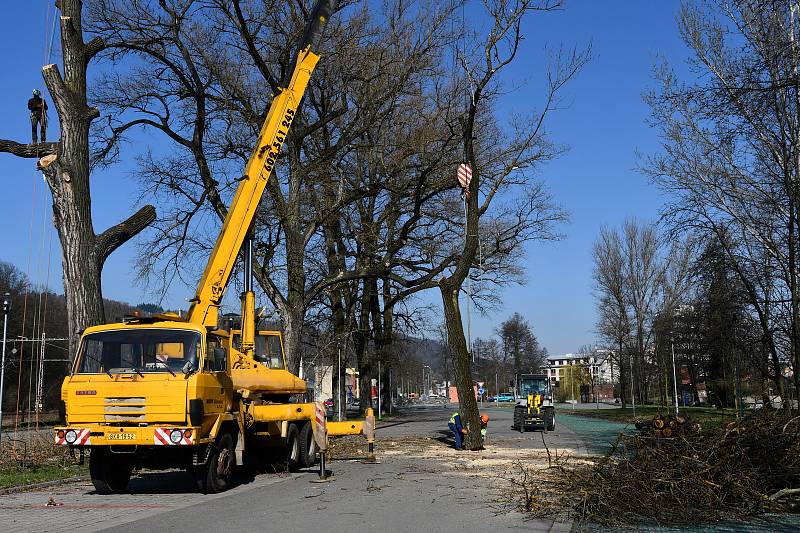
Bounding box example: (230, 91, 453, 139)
(13, 173, 38, 437)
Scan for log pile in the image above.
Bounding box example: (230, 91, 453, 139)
(535, 409, 800, 526)
(634, 413, 701, 438)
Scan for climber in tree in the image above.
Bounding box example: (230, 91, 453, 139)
(28, 89, 48, 144)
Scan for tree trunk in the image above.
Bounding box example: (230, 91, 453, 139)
(440, 280, 481, 449)
(282, 223, 306, 374)
(0, 1, 154, 359)
(618, 339, 627, 408)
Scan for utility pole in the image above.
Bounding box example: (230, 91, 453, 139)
(0, 293, 10, 443)
(35, 332, 46, 427)
(671, 335, 679, 417)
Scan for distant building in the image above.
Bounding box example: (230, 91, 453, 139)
(545, 350, 615, 401)
(309, 366, 360, 402)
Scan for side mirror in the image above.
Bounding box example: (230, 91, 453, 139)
(182, 360, 196, 375)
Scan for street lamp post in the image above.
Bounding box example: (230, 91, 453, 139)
(0, 293, 10, 444)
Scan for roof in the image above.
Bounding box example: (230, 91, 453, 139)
(546, 353, 589, 361)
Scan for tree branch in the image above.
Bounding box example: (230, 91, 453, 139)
(0, 140, 57, 158)
(95, 205, 157, 265)
(84, 36, 106, 65)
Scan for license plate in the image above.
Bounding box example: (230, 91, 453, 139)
(107, 433, 136, 441)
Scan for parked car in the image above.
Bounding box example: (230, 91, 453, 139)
(496, 394, 515, 402)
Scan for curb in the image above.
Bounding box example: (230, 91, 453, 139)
(0, 475, 88, 495)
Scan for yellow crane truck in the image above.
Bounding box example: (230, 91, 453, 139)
(55, 0, 339, 494)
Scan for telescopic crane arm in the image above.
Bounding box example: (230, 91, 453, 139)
(186, 0, 337, 342)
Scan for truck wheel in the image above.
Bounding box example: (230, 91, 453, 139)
(284, 423, 301, 472)
(89, 447, 133, 494)
(298, 422, 317, 469)
(196, 432, 235, 494)
(546, 411, 556, 432)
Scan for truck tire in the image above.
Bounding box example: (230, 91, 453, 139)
(513, 407, 524, 433)
(546, 410, 556, 432)
(284, 423, 301, 472)
(196, 432, 235, 494)
(298, 422, 317, 469)
(89, 447, 133, 494)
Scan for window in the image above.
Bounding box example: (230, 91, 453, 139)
(76, 329, 200, 374)
(255, 335, 284, 370)
(206, 336, 227, 372)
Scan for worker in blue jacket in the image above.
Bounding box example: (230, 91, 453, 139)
(448, 411, 469, 449)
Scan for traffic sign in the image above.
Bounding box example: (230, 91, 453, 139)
(478, 387, 485, 396)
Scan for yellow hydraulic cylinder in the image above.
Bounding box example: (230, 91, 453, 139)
(248, 403, 315, 423)
(240, 290, 255, 359)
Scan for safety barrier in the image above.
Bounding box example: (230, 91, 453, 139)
(311, 401, 332, 482)
(363, 408, 378, 464)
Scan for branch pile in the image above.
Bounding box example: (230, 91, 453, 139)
(527, 410, 800, 526)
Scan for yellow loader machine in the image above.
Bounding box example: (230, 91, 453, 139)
(56, 0, 338, 494)
(512, 373, 556, 432)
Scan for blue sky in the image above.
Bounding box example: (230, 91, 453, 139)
(0, 1, 690, 355)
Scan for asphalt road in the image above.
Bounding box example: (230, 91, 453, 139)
(1, 405, 581, 533)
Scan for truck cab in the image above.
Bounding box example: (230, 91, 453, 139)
(58, 317, 239, 492)
(512, 373, 556, 432)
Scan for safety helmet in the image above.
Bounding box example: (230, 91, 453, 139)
(32, 89, 41, 96)
(480, 414, 489, 424)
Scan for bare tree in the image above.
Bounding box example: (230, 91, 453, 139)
(593, 226, 631, 406)
(0, 0, 154, 358)
(497, 312, 546, 376)
(644, 0, 800, 400)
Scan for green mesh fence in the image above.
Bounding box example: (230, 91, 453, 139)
(556, 412, 631, 455)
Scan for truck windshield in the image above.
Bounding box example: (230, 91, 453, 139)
(520, 379, 548, 396)
(75, 329, 201, 375)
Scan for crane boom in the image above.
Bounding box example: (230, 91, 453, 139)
(187, 1, 336, 328)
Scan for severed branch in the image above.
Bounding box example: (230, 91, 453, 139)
(0, 140, 57, 158)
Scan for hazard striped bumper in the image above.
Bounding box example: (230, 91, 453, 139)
(55, 428, 91, 446)
(54, 426, 198, 446)
(154, 427, 194, 445)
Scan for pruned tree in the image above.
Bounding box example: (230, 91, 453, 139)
(436, 0, 585, 449)
(0, 0, 155, 358)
